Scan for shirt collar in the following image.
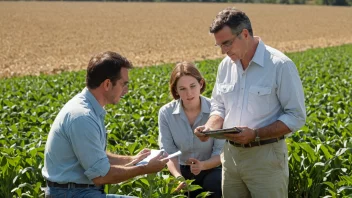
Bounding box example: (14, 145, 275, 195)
(230, 36, 265, 68)
(251, 37, 265, 67)
(82, 87, 106, 117)
(252, 36, 265, 67)
(172, 96, 210, 115)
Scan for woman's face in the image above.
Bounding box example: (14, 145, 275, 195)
(176, 75, 203, 106)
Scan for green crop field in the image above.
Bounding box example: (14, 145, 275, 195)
(1, 45, 351, 197)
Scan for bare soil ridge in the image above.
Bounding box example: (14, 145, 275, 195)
(0, 2, 351, 78)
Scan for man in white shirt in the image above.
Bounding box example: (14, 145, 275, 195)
(194, 7, 306, 198)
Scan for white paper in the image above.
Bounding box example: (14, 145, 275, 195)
(164, 150, 182, 159)
(135, 149, 164, 166)
(135, 149, 182, 166)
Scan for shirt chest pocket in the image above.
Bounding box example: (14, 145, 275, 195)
(218, 83, 236, 110)
(218, 83, 235, 93)
(247, 86, 272, 117)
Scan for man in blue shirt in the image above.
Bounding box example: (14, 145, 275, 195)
(42, 51, 168, 197)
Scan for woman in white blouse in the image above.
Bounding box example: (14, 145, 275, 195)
(158, 62, 224, 198)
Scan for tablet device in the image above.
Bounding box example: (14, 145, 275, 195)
(202, 127, 242, 139)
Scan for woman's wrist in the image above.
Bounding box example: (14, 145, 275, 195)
(176, 175, 185, 184)
(199, 161, 206, 170)
(173, 172, 183, 179)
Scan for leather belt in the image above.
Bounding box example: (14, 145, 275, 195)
(46, 180, 101, 189)
(227, 136, 284, 148)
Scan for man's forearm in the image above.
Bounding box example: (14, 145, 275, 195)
(206, 115, 224, 130)
(106, 152, 133, 165)
(93, 164, 148, 185)
(257, 120, 291, 140)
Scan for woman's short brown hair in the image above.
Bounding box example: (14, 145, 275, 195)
(169, 62, 206, 100)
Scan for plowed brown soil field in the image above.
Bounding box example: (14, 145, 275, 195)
(0, 2, 351, 78)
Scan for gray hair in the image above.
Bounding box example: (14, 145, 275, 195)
(209, 7, 253, 37)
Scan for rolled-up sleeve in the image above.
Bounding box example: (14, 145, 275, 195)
(68, 116, 110, 180)
(211, 139, 225, 156)
(158, 108, 178, 155)
(277, 61, 306, 132)
(210, 70, 226, 119)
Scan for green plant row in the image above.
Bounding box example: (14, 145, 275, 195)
(0, 44, 351, 197)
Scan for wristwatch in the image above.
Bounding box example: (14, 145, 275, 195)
(254, 129, 260, 142)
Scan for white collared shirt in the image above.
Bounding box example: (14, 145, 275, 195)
(210, 38, 306, 133)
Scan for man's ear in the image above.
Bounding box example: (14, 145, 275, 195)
(243, 29, 250, 39)
(102, 79, 110, 91)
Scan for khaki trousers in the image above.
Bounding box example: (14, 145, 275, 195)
(220, 140, 289, 198)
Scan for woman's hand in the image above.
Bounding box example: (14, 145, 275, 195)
(187, 158, 204, 175)
(173, 176, 187, 192)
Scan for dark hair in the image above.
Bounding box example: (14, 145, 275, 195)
(86, 51, 133, 89)
(169, 62, 206, 100)
(209, 7, 253, 37)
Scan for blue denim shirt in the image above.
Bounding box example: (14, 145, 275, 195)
(42, 88, 110, 184)
(158, 96, 225, 165)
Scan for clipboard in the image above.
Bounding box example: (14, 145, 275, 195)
(202, 127, 242, 139)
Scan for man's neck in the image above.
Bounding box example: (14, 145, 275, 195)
(241, 37, 259, 70)
(88, 88, 106, 107)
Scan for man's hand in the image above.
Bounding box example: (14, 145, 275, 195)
(145, 152, 169, 173)
(194, 125, 210, 142)
(125, 148, 151, 167)
(223, 127, 255, 144)
(187, 158, 204, 175)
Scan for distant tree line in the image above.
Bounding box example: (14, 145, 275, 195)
(6, 0, 352, 6)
